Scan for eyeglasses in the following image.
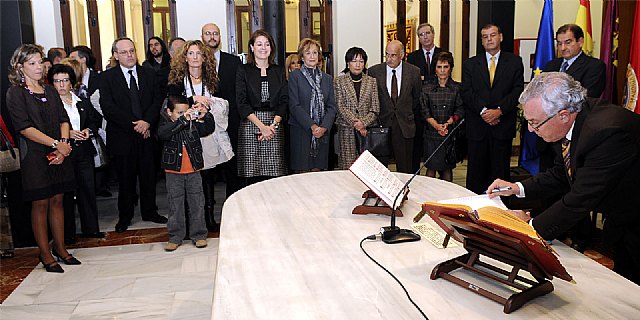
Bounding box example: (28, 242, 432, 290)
(117, 49, 136, 56)
(203, 31, 219, 37)
(527, 113, 557, 131)
(418, 32, 432, 37)
(52, 78, 70, 84)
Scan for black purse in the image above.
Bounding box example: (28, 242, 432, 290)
(444, 120, 466, 165)
(355, 121, 391, 158)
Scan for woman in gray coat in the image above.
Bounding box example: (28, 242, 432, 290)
(288, 38, 337, 172)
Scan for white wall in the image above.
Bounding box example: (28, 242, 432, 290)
(333, 0, 382, 71)
(176, 0, 230, 51)
(32, 0, 64, 50)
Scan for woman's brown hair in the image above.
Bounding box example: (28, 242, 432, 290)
(168, 40, 219, 93)
(8, 44, 44, 86)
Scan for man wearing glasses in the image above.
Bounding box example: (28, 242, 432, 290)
(538, 24, 606, 252)
(100, 37, 166, 233)
(487, 72, 640, 285)
(407, 23, 443, 82)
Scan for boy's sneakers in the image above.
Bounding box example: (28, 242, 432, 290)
(165, 242, 180, 252)
(194, 239, 208, 248)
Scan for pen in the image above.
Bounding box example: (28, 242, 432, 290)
(491, 187, 512, 192)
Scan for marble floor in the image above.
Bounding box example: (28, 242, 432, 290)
(0, 158, 614, 319)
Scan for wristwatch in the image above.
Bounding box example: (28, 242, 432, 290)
(51, 139, 59, 148)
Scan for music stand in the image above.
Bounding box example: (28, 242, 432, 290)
(352, 189, 408, 217)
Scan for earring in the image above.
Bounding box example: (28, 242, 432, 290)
(19, 70, 24, 83)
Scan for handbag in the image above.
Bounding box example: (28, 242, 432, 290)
(355, 121, 391, 158)
(0, 129, 20, 173)
(444, 120, 466, 165)
(91, 133, 109, 168)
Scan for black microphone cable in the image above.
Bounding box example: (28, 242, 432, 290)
(360, 235, 429, 320)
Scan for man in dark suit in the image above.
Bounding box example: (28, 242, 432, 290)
(201, 23, 241, 229)
(406, 23, 443, 82)
(368, 40, 422, 173)
(488, 72, 640, 285)
(461, 23, 524, 195)
(543, 24, 605, 98)
(100, 38, 167, 233)
(69, 46, 100, 98)
(406, 23, 443, 172)
(539, 24, 606, 251)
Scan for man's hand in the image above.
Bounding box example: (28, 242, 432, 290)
(508, 209, 532, 223)
(133, 120, 150, 135)
(481, 108, 502, 125)
(486, 178, 519, 198)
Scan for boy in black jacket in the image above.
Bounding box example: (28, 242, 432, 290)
(157, 95, 214, 251)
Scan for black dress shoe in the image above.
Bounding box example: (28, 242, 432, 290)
(39, 255, 64, 273)
(52, 249, 82, 265)
(142, 214, 168, 224)
(115, 220, 130, 233)
(80, 232, 105, 238)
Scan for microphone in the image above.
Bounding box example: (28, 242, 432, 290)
(382, 118, 466, 244)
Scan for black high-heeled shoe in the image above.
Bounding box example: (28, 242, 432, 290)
(52, 249, 82, 265)
(38, 255, 64, 273)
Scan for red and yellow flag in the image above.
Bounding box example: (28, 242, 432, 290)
(575, 0, 593, 56)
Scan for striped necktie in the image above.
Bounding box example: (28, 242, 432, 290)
(561, 138, 572, 179)
(560, 60, 569, 73)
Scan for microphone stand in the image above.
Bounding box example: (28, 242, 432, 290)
(382, 118, 465, 244)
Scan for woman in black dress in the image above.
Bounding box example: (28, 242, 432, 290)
(5, 45, 78, 273)
(420, 51, 464, 181)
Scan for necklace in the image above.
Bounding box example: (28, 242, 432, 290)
(190, 73, 202, 80)
(25, 85, 47, 103)
(351, 78, 362, 83)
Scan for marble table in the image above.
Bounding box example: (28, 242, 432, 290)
(212, 171, 640, 319)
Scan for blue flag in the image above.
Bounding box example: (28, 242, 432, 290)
(520, 0, 554, 176)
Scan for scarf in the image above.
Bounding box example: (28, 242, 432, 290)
(300, 66, 325, 157)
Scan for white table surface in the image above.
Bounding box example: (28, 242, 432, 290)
(212, 171, 640, 319)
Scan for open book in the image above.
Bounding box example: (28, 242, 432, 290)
(349, 150, 408, 210)
(423, 197, 573, 282)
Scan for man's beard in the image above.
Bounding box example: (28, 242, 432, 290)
(152, 50, 163, 58)
(208, 41, 219, 50)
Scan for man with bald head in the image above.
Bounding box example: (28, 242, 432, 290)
(200, 23, 241, 230)
(368, 40, 422, 173)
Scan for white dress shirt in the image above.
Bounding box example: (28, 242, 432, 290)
(385, 62, 403, 97)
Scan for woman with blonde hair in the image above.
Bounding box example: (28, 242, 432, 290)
(167, 40, 232, 232)
(284, 53, 301, 80)
(334, 47, 379, 169)
(5, 44, 78, 272)
(288, 38, 337, 172)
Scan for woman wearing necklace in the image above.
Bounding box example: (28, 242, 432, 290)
(167, 40, 232, 232)
(5, 45, 77, 273)
(420, 51, 464, 182)
(236, 30, 288, 184)
(334, 47, 380, 169)
(288, 38, 337, 172)
(48, 64, 104, 244)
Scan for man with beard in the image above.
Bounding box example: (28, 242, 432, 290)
(200, 23, 242, 231)
(142, 36, 171, 96)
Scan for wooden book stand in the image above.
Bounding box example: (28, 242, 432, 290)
(352, 189, 408, 217)
(428, 211, 555, 314)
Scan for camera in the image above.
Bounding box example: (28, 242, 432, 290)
(190, 110, 200, 119)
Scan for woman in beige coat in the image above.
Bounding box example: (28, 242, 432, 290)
(334, 47, 380, 169)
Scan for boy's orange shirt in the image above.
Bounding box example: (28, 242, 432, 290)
(165, 145, 196, 174)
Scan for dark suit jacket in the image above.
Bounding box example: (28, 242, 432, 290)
(70, 98, 102, 159)
(99, 65, 162, 155)
(523, 101, 640, 243)
(87, 69, 100, 97)
(235, 64, 288, 119)
(461, 51, 524, 141)
(216, 52, 241, 147)
(406, 46, 443, 81)
(368, 62, 422, 138)
(543, 53, 606, 98)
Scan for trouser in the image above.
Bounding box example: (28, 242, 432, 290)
(63, 155, 100, 236)
(200, 168, 217, 226)
(465, 137, 512, 195)
(391, 118, 414, 174)
(166, 172, 207, 244)
(113, 138, 157, 222)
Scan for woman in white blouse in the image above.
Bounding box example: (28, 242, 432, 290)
(48, 64, 104, 243)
